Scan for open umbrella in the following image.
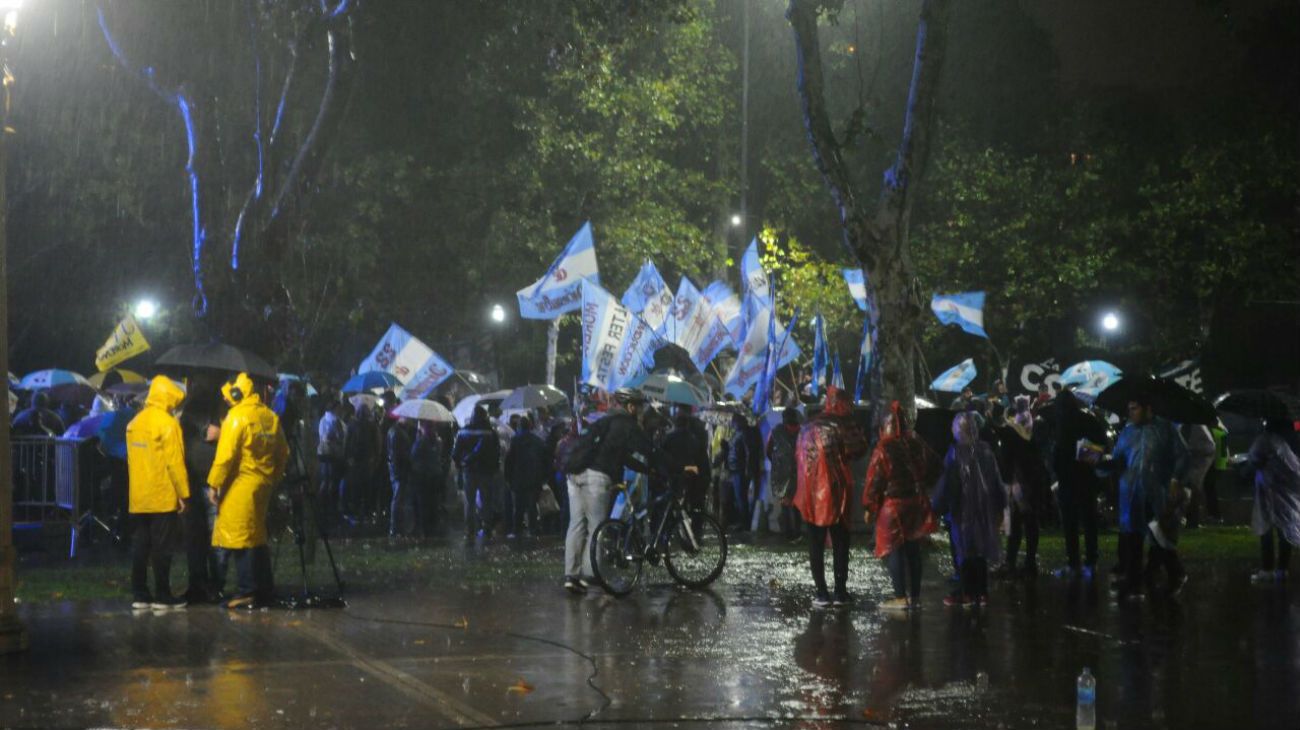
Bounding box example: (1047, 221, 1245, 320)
(500, 384, 568, 411)
(64, 413, 109, 441)
(349, 393, 379, 412)
(87, 369, 145, 390)
(1214, 389, 1300, 422)
(277, 373, 319, 397)
(156, 343, 277, 381)
(390, 399, 456, 423)
(453, 390, 512, 426)
(341, 370, 403, 394)
(20, 369, 96, 404)
(636, 372, 710, 407)
(1095, 374, 1217, 425)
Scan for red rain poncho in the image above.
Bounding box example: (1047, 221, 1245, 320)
(793, 388, 869, 527)
(862, 401, 939, 558)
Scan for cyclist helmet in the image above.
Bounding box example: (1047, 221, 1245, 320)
(613, 387, 646, 405)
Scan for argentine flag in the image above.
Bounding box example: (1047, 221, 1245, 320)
(931, 358, 977, 393)
(843, 269, 869, 312)
(740, 238, 771, 304)
(853, 317, 872, 403)
(578, 281, 662, 391)
(622, 260, 673, 333)
(517, 222, 600, 319)
(703, 280, 744, 347)
(358, 323, 456, 398)
(810, 313, 828, 397)
(1060, 360, 1122, 401)
(931, 292, 988, 338)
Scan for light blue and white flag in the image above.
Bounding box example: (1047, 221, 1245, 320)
(740, 238, 771, 304)
(724, 299, 771, 398)
(831, 352, 845, 390)
(755, 308, 799, 415)
(579, 280, 662, 392)
(703, 280, 744, 347)
(843, 268, 869, 312)
(621, 260, 673, 333)
(931, 291, 988, 338)
(358, 323, 455, 398)
(1060, 360, 1122, 401)
(853, 316, 872, 403)
(691, 313, 732, 372)
(931, 358, 977, 393)
(810, 313, 828, 397)
(517, 222, 600, 319)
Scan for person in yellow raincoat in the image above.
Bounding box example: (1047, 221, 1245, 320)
(208, 372, 288, 608)
(126, 375, 190, 610)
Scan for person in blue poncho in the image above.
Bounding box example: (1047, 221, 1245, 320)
(1101, 393, 1189, 601)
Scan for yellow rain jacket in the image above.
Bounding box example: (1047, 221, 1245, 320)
(126, 376, 190, 514)
(209, 374, 289, 549)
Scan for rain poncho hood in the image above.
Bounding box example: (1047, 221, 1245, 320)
(126, 376, 190, 514)
(793, 387, 869, 526)
(221, 372, 257, 407)
(208, 380, 288, 549)
(863, 400, 939, 558)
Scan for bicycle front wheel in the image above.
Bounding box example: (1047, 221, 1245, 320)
(664, 510, 727, 588)
(590, 518, 644, 596)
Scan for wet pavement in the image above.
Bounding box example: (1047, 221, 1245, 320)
(2, 536, 1298, 729)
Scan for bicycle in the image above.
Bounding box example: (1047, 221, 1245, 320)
(589, 480, 727, 596)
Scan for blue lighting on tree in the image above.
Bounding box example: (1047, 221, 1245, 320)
(97, 5, 208, 316)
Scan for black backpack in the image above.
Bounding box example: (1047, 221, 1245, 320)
(563, 415, 614, 475)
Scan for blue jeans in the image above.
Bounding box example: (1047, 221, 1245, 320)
(215, 545, 273, 601)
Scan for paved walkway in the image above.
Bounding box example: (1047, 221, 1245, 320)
(1, 539, 1297, 728)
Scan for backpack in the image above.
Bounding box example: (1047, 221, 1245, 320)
(563, 416, 613, 475)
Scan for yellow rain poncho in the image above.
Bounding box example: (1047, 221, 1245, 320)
(209, 373, 289, 549)
(126, 376, 190, 514)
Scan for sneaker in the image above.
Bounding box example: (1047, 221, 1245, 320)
(832, 592, 853, 608)
(1169, 574, 1189, 598)
(131, 597, 152, 610)
(151, 595, 187, 610)
(943, 594, 971, 608)
(563, 577, 586, 595)
(812, 593, 833, 609)
(577, 577, 592, 589)
(225, 595, 257, 610)
(880, 596, 909, 611)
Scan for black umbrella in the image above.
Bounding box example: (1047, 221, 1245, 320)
(650, 343, 699, 376)
(155, 343, 278, 382)
(1095, 374, 1217, 425)
(1213, 389, 1300, 422)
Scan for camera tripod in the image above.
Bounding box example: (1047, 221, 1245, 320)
(274, 433, 346, 609)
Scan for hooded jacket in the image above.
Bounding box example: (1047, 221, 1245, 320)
(126, 376, 190, 514)
(862, 400, 939, 557)
(209, 373, 289, 548)
(793, 388, 869, 527)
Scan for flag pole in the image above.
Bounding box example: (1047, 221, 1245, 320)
(545, 318, 559, 386)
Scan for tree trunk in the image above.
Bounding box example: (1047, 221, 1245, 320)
(788, 0, 951, 420)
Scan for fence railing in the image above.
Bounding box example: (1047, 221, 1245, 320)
(11, 435, 83, 555)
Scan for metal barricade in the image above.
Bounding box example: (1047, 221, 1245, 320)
(10, 435, 81, 555)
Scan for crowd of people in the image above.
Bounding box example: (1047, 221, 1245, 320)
(8, 367, 1300, 613)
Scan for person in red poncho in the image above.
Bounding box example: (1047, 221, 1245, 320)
(862, 401, 940, 611)
(793, 387, 870, 608)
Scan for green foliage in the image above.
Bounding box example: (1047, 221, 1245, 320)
(757, 227, 862, 357)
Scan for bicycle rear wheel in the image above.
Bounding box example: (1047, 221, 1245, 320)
(664, 510, 727, 588)
(590, 518, 644, 596)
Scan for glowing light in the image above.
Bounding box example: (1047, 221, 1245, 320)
(729, 214, 742, 227)
(1102, 312, 1120, 332)
(491, 304, 506, 324)
(134, 300, 159, 320)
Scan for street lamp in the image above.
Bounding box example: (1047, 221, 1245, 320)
(134, 299, 158, 320)
(1101, 312, 1120, 332)
(490, 303, 506, 324)
(729, 213, 742, 227)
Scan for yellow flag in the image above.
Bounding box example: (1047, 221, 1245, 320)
(95, 314, 151, 372)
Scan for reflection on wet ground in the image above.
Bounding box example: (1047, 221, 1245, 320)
(2, 537, 1297, 729)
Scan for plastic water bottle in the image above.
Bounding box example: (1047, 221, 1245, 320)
(1076, 667, 1096, 730)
